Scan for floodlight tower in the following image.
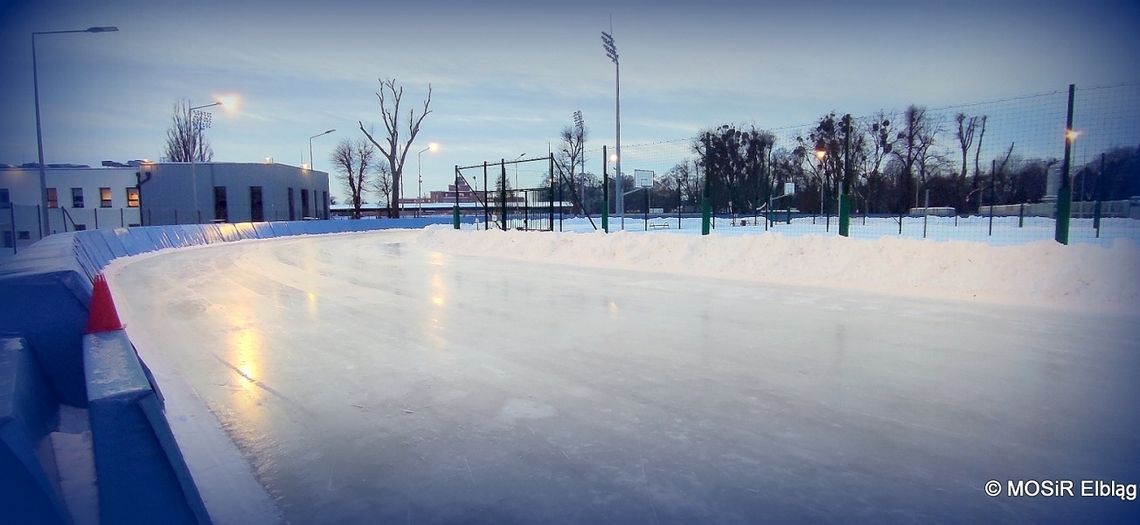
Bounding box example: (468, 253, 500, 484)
(601, 29, 623, 219)
(573, 110, 586, 209)
(189, 101, 222, 223)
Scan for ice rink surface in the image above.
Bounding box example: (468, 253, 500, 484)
(109, 230, 1140, 524)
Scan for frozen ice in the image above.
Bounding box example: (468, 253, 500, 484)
(106, 229, 1140, 523)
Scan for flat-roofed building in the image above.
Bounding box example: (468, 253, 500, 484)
(136, 162, 329, 225)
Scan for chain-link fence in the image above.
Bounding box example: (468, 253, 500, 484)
(1, 204, 146, 256)
(568, 83, 1140, 245)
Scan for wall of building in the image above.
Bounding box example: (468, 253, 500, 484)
(138, 163, 329, 225)
(1, 167, 142, 255)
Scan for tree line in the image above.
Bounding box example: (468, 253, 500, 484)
(548, 108, 1139, 218)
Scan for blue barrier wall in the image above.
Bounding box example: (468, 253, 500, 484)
(85, 330, 208, 525)
(0, 336, 69, 525)
(0, 217, 465, 524)
(0, 217, 462, 406)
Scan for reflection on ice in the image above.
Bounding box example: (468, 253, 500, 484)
(306, 291, 318, 318)
(110, 231, 1140, 524)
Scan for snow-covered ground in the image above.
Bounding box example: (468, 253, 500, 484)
(433, 225, 1140, 312)
(476, 215, 1140, 248)
(106, 228, 1140, 524)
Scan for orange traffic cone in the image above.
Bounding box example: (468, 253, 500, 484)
(86, 274, 123, 334)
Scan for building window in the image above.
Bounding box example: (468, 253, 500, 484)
(2, 231, 11, 248)
(214, 186, 228, 222)
(301, 189, 310, 218)
(46, 188, 58, 208)
(73, 224, 87, 231)
(17, 231, 30, 240)
(126, 187, 140, 208)
(321, 191, 328, 219)
(288, 187, 295, 221)
(100, 187, 113, 208)
(71, 187, 84, 208)
(0, 188, 9, 207)
(250, 186, 264, 222)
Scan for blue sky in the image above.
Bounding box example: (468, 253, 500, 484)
(2, 0, 1138, 201)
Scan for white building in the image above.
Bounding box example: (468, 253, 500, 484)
(1, 161, 330, 256)
(1, 165, 142, 253)
(137, 162, 329, 225)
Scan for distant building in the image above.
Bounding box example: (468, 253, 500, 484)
(1, 165, 141, 253)
(1, 161, 331, 256)
(137, 162, 329, 225)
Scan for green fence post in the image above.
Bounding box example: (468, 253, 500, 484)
(453, 165, 461, 229)
(701, 137, 712, 235)
(701, 176, 711, 236)
(839, 194, 851, 237)
(1093, 153, 1103, 238)
(602, 146, 610, 233)
(839, 114, 852, 237)
(1055, 84, 1075, 245)
(701, 198, 711, 235)
(500, 159, 507, 231)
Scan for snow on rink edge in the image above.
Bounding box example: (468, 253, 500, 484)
(416, 226, 1140, 313)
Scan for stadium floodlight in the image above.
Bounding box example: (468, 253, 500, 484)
(601, 30, 623, 221)
(573, 110, 585, 177)
(187, 100, 228, 223)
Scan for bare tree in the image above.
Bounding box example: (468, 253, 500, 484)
(915, 118, 944, 206)
(164, 99, 213, 162)
(666, 162, 701, 208)
(330, 138, 377, 219)
(891, 105, 941, 211)
(971, 116, 988, 202)
(359, 78, 432, 218)
(955, 113, 985, 211)
(858, 112, 893, 213)
(989, 142, 1016, 205)
(555, 111, 588, 214)
(372, 163, 394, 217)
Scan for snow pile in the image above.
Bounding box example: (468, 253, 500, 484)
(416, 227, 1140, 311)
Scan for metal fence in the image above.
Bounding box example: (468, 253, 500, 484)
(557, 83, 1140, 245)
(1, 204, 145, 256)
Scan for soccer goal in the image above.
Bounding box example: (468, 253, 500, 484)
(454, 155, 594, 231)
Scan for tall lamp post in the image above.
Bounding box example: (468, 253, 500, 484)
(309, 129, 335, 173)
(514, 153, 525, 189)
(189, 101, 222, 223)
(33, 26, 118, 234)
(417, 142, 439, 218)
(601, 29, 622, 221)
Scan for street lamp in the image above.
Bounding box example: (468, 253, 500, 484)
(417, 142, 439, 218)
(601, 29, 622, 219)
(32, 26, 118, 234)
(514, 153, 525, 189)
(309, 129, 336, 173)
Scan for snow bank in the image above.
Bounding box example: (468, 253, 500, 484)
(416, 227, 1140, 312)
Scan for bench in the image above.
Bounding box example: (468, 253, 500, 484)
(648, 221, 670, 229)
